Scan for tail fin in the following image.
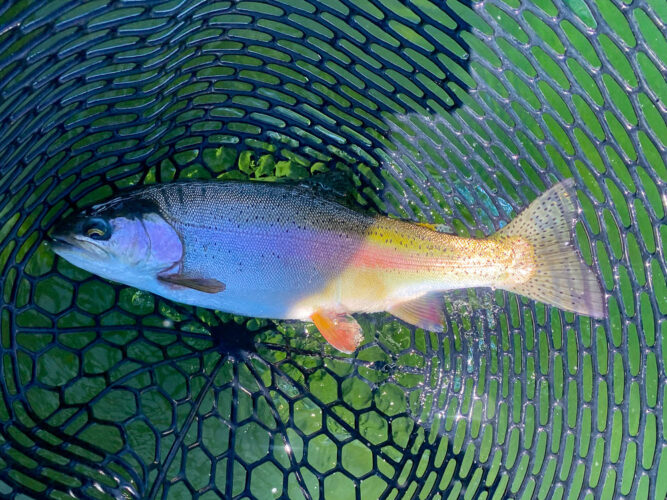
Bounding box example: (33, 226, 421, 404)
(493, 179, 606, 318)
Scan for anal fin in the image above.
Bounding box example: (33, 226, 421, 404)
(310, 310, 363, 353)
(388, 293, 444, 332)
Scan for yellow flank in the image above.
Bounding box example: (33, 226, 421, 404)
(288, 217, 536, 319)
(291, 179, 605, 344)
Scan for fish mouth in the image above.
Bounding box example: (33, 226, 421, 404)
(48, 230, 82, 250)
(48, 233, 106, 258)
(49, 234, 73, 249)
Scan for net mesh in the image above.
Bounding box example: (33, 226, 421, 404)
(0, 0, 665, 499)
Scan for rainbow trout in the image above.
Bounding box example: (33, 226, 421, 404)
(50, 179, 605, 352)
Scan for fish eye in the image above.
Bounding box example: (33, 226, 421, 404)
(83, 219, 111, 240)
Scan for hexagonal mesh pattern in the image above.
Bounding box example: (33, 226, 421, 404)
(0, 0, 665, 499)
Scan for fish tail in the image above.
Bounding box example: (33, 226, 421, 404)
(492, 179, 606, 318)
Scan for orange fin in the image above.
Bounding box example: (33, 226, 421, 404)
(388, 294, 444, 331)
(158, 274, 225, 293)
(310, 310, 363, 353)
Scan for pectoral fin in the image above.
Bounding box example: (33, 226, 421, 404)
(158, 273, 225, 293)
(310, 310, 363, 353)
(388, 293, 444, 331)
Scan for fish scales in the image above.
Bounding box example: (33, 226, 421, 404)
(132, 182, 526, 318)
(50, 179, 605, 353)
(143, 182, 376, 318)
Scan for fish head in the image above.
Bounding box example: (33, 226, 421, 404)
(49, 197, 182, 284)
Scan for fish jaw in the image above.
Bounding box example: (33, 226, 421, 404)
(49, 235, 167, 295)
(49, 236, 117, 279)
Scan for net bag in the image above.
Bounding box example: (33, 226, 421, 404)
(0, 0, 664, 498)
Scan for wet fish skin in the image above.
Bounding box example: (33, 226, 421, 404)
(51, 181, 376, 319)
(50, 179, 605, 352)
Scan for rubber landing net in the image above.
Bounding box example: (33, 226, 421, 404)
(0, 0, 664, 499)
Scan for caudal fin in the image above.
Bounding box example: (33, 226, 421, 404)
(493, 179, 606, 318)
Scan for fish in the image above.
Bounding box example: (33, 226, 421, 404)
(49, 178, 605, 353)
